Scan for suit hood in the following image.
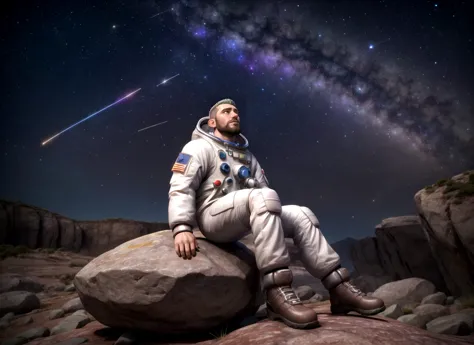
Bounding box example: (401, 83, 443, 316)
(192, 116, 249, 149)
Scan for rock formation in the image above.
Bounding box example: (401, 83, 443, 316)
(415, 170, 474, 297)
(0, 199, 169, 256)
(74, 230, 262, 334)
(375, 216, 447, 292)
(350, 216, 446, 293)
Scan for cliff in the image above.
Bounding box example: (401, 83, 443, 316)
(0, 200, 169, 256)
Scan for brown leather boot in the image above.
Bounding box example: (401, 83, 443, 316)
(322, 266, 385, 315)
(263, 268, 320, 329)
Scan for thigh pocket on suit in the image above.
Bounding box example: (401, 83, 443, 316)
(261, 188, 281, 214)
(209, 194, 235, 216)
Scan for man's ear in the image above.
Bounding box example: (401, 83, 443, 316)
(208, 118, 216, 128)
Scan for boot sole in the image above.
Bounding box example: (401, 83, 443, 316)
(331, 304, 386, 316)
(267, 307, 320, 329)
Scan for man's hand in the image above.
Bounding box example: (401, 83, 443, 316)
(174, 232, 199, 259)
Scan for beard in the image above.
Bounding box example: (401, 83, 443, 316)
(216, 120, 240, 136)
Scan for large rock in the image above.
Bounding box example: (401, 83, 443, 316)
(351, 236, 386, 276)
(372, 278, 436, 307)
(375, 216, 447, 293)
(414, 171, 474, 297)
(74, 230, 262, 334)
(0, 200, 169, 255)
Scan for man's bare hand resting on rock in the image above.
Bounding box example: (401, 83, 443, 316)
(174, 232, 200, 259)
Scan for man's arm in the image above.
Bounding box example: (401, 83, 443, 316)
(250, 154, 270, 188)
(168, 140, 210, 237)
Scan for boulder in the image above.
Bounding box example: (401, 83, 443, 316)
(414, 171, 474, 297)
(372, 278, 436, 307)
(0, 291, 41, 317)
(0, 274, 43, 294)
(374, 216, 447, 292)
(74, 230, 262, 334)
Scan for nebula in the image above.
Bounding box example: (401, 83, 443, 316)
(169, 0, 473, 166)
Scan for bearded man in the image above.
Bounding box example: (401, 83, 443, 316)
(168, 98, 385, 329)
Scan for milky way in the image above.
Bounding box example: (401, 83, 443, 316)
(169, 0, 473, 166)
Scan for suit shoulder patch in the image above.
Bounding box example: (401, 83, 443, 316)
(171, 152, 192, 174)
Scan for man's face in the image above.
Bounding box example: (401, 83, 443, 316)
(210, 104, 241, 135)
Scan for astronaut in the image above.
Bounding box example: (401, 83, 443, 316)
(168, 98, 385, 329)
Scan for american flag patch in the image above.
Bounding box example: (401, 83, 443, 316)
(171, 152, 192, 174)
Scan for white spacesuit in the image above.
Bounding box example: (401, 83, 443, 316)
(168, 116, 341, 277)
(168, 99, 385, 329)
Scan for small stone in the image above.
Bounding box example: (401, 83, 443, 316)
(16, 326, 50, 341)
(50, 310, 91, 335)
(0, 312, 15, 323)
(426, 313, 474, 335)
(56, 337, 89, 345)
(295, 285, 314, 300)
(397, 314, 431, 329)
(61, 297, 83, 313)
(1, 337, 29, 345)
(255, 304, 267, 318)
(0, 291, 40, 317)
(114, 332, 137, 345)
(64, 284, 76, 292)
(49, 308, 65, 320)
(380, 304, 403, 319)
(15, 316, 34, 326)
(421, 292, 447, 305)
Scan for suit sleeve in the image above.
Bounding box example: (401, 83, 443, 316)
(168, 140, 210, 235)
(250, 154, 270, 188)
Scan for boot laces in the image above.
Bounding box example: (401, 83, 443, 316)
(344, 281, 365, 296)
(279, 286, 302, 305)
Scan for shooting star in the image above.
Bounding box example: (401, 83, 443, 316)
(369, 37, 392, 50)
(157, 73, 180, 87)
(41, 88, 141, 146)
(137, 120, 168, 133)
(150, 8, 172, 19)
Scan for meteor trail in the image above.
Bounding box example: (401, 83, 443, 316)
(150, 8, 172, 19)
(157, 73, 180, 87)
(137, 120, 168, 133)
(41, 88, 141, 146)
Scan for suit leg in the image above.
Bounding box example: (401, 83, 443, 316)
(280, 205, 341, 278)
(198, 188, 291, 274)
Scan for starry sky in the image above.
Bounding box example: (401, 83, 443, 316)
(1, 0, 473, 243)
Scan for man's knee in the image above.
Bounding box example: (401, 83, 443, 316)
(249, 188, 282, 215)
(299, 206, 320, 227)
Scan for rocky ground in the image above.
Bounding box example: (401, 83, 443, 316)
(1, 249, 474, 345)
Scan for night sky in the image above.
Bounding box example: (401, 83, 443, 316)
(1, 0, 473, 243)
